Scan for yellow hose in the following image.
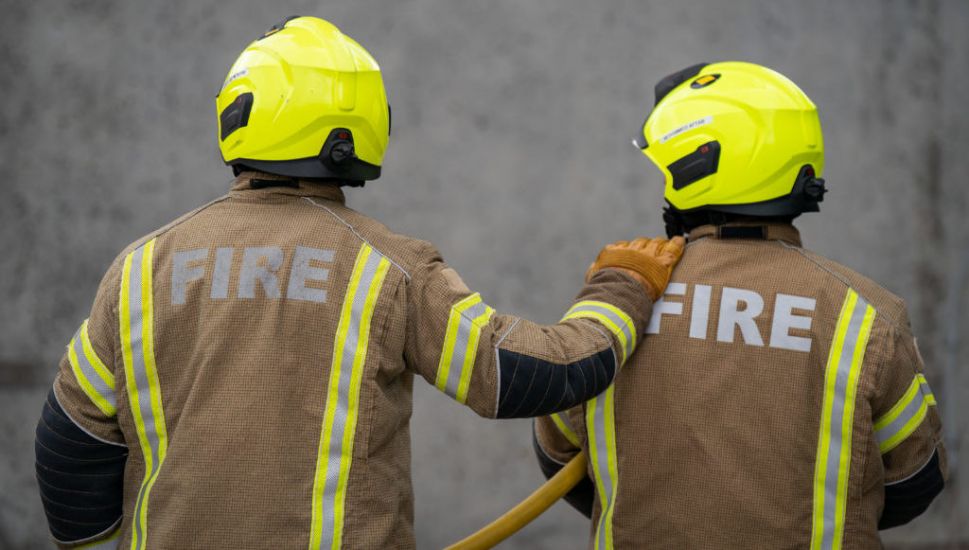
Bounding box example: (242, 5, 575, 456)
(445, 449, 589, 550)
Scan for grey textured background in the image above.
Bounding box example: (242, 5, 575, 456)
(1, 0, 967, 548)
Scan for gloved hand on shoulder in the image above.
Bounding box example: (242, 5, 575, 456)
(587, 236, 686, 301)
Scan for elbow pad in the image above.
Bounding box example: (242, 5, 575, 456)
(496, 347, 615, 419)
(879, 450, 945, 530)
(35, 389, 127, 543)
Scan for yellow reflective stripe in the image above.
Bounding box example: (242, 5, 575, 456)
(874, 373, 936, 454)
(917, 374, 937, 406)
(586, 396, 609, 522)
(310, 244, 390, 550)
(455, 305, 494, 404)
(602, 386, 619, 550)
(77, 527, 121, 549)
(562, 300, 636, 364)
(435, 293, 494, 404)
(67, 322, 116, 417)
(874, 377, 921, 432)
(879, 401, 929, 455)
(119, 248, 149, 474)
(810, 293, 852, 550)
(332, 256, 389, 548)
(586, 301, 637, 350)
(587, 383, 619, 550)
(435, 293, 480, 391)
(139, 239, 168, 544)
(832, 303, 874, 546)
(120, 239, 168, 550)
(810, 290, 875, 550)
(550, 412, 580, 447)
(80, 321, 115, 391)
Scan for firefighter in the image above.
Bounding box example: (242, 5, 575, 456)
(534, 61, 946, 549)
(33, 16, 684, 550)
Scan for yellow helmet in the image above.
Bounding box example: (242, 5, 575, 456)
(216, 16, 390, 183)
(633, 62, 826, 232)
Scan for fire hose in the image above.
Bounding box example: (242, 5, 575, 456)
(445, 449, 588, 550)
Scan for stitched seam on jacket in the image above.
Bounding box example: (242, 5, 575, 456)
(302, 198, 412, 279)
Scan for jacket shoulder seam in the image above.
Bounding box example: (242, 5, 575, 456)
(122, 195, 232, 255)
(777, 241, 905, 331)
(301, 197, 412, 279)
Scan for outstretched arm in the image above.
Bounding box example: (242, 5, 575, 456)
(404, 237, 683, 418)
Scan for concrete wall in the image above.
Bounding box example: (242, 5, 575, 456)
(1, 0, 966, 547)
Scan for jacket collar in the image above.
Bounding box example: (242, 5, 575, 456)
(229, 171, 346, 204)
(688, 222, 802, 247)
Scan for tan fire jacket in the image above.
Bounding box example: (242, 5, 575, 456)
(48, 172, 653, 550)
(536, 223, 946, 549)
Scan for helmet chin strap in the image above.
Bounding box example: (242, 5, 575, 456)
(663, 206, 687, 239)
(663, 206, 730, 239)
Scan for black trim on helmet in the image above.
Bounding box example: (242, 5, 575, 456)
(228, 127, 381, 185)
(663, 164, 827, 237)
(231, 157, 380, 185)
(632, 62, 709, 150)
(668, 141, 721, 190)
(219, 93, 254, 140)
(259, 15, 301, 40)
(655, 62, 708, 106)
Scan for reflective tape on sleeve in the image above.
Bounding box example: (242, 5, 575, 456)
(550, 412, 581, 447)
(875, 374, 937, 454)
(434, 293, 495, 404)
(120, 238, 168, 550)
(67, 319, 117, 416)
(917, 374, 937, 406)
(810, 289, 876, 550)
(77, 527, 121, 550)
(562, 301, 636, 364)
(310, 243, 391, 550)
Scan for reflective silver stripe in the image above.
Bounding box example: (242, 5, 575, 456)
(588, 382, 618, 550)
(592, 396, 612, 549)
(122, 240, 168, 550)
(314, 246, 389, 549)
(129, 245, 156, 550)
(918, 375, 936, 405)
(70, 325, 116, 411)
(83, 539, 119, 550)
(443, 300, 490, 399)
(77, 528, 121, 550)
(567, 303, 635, 359)
(875, 391, 926, 448)
(811, 290, 875, 550)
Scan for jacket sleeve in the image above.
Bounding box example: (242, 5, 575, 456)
(37, 258, 127, 547)
(533, 408, 594, 517)
(871, 308, 946, 530)
(403, 242, 652, 419)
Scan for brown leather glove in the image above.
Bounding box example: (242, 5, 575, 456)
(586, 236, 686, 301)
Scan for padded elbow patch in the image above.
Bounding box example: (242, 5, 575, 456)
(35, 389, 126, 543)
(879, 450, 945, 530)
(496, 347, 615, 418)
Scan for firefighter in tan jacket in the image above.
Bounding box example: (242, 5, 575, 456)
(535, 62, 946, 549)
(33, 16, 685, 550)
